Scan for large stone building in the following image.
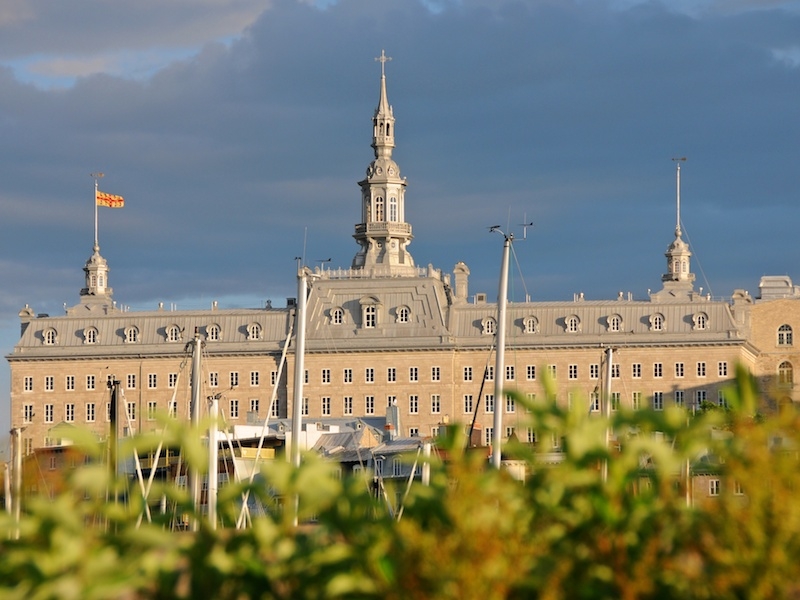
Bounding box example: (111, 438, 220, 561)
(7, 60, 800, 456)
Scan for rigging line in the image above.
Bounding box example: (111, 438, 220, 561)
(510, 238, 531, 301)
(236, 319, 295, 528)
(395, 445, 422, 522)
(467, 341, 496, 446)
(680, 220, 713, 298)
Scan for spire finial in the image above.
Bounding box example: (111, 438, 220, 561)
(671, 157, 686, 237)
(375, 49, 392, 77)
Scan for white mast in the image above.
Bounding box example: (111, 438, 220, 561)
(90, 172, 104, 249)
(291, 265, 309, 526)
(491, 227, 512, 469)
(188, 333, 203, 531)
(208, 391, 219, 529)
(602, 346, 614, 483)
(672, 157, 686, 237)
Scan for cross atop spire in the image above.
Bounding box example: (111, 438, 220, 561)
(375, 50, 392, 77)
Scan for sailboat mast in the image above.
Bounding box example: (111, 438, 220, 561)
(492, 234, 511, 469)
(189, 333, 203, 531)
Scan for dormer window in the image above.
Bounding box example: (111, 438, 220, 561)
(396, 306, 410, 324)
(565, 315, 580, 333)
(359, 296, 381, 329)
(693, 312, 708, 331)
(84, 327, 98, 344)
(607, 314, 623, 332)
(166, 324, 181, 342)
(650, 313, 665, 332)
(247, 322, 262, 340)
(523, 316, 538, 334)
(482, 317, 496, 335)
(331, 307, 344, 325)
(207, 324, 221, 341)
(124, 326, 139, 344)
(43, 328, 57, 346)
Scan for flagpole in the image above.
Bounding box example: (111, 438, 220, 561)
(91, 172, 104, 248)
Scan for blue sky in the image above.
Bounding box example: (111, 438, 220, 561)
(1, 0, 800, 451)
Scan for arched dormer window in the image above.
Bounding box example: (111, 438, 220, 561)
(778, 324, 793, 346)
(43, 328, 57, 346)
(650, 313, 665, 332)
(523, 316, 538, 334)
(481, 317, 496, 335)
(330, 307, 344, 325)
(207, 324, 221, 341)
(565, 315, 580, 333)
(607, 314, 623, 332)
(693, 312, 708, 331)
(778, 361, 793, 385)
(84, 327, 98, 344)
(124, 326, 139, 344)
(247, 322, 262, 341)
(166, 324, 181, 342)
(359, 296, 381, 329)
(396, 306, 410, 324)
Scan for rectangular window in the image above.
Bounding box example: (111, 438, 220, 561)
(697, 362, 706, 377)
(343, 368, 353, 384)
(431, 366, 441, 381)
(148, 401, 158, 420)
(653, 363, 663, 378)
(463, 394, 474, 414)
(304, 370, 309, 384)
(86, 402, 95, 423)
(250, 398, 259, 414)
(568, 364, 578, 380)
(365, 396, 375, 415)
(505, 365, 515, 381)
(527, 427, 537, 444)
(45, 404, 54, 423)
(734, 481, 744, 496)
(148, 374, 157, 389)
(365, 368, 374, 383)
(251, 371, 260, 386)
(653, 391, 664, 411)
(527, 365, 536, 381)
(709, 479, 720, 497)
(484, 394, 494, 414)
(343, 396, 353, 415)
(505, 426, 515, 439)
(431, 394, 441, 414)
(127, 402, 136, 421)
(718, 362, 728, 377)
(718, 389, 728, 408)
(230, 399, 239, 419)
(463, 366, 473, 382)
(45, 376, 54, 391)
(675, 390, 684, 407)
(65, 403, 75, 422)
(486, 366, 494, 381)
(125, 374, 136, 389)
(209, 372, 218, 387)
(409, 427, 419, 437)
(87, 375, 96, 391)
(321, 369, 330, 384)
(409, 367, 419, 382)
(230, 372, 239, 387)
(322, 397, 331, 416)
(169, 400, 177, 419)
(696, 390, 707, 405)
(24, 376, 33, 392)
(632, 392, 642, 410)
(547, 365, 557, 379)
(484, 427, 493, 446)
(590, 392, 600, 413)
(611, 392, 620, 411)
(632, 363, 642, 379)
(23, 404, 34, 423)
(611, 364, 620, 379)
(169, 373, 178, 388)
(409, 395, 419, 414)
(589, 364, 599, 380)
(270, 370, 277, 386)
(506, 395, 516, 413)
(675, 362, 685, 378)
(387, 367, 396, 383)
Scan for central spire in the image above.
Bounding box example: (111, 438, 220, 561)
(351, 51, 416, 276)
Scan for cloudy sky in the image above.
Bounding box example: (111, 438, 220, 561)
(1, 0, 799, 443)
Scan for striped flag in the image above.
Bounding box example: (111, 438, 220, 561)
(96, 190, 125, 208)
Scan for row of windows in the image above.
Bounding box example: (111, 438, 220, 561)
(39, 322, 265, 346)
(480, 312, 710, 336)
(330, 304, 412, 326)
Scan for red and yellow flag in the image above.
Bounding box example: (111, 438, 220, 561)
(96, 190, 124, 208)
